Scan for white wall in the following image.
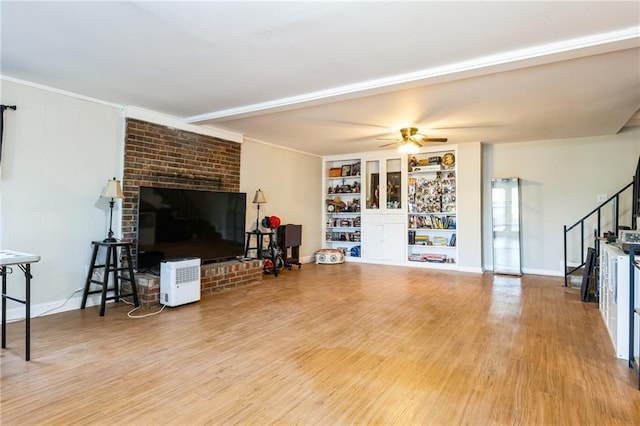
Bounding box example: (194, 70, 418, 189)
(1, 79, 124, 319)
(482, 128, 640, 276)
(240, 138, 322, 262)
(456, 142, 483, 272)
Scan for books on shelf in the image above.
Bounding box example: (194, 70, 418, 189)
(408, 253, 448, 263)
(408, 231, 456, 247)
(409, 215, 456, 229)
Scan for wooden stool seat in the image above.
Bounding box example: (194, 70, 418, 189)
(81, 241, 139, 316)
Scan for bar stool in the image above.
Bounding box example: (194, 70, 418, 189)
(81, 241, 139, 316)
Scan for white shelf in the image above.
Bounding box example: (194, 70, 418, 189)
(409, 228, 456, 232)
(409, 168, 456, 175)
(409, 212, 456, 216)
(326, 176, 361, 180)
(409, 244, 456, 249)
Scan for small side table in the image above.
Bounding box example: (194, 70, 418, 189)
(244, 231, 274, 259)
(1, 249, 41, 361)
(81, 241, 139, 316)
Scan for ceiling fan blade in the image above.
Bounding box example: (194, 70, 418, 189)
(325, 119, 390, 129)
(421, 137, 448, 143)
(376, 137, 400, 141)
(378, 141, 399, 148)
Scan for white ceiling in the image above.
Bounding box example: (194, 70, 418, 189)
(1, 1, 639, 156)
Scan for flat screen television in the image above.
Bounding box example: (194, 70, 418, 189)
(137, 187, 246, 270)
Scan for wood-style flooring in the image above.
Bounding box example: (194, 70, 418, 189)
(1, 263, 639, 425)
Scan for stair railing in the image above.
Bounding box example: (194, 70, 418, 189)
(563, 181, 633, 286)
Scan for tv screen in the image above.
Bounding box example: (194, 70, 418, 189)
(137, 187, 246, 270)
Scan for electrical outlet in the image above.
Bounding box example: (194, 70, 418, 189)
(596, 194, 608, 203)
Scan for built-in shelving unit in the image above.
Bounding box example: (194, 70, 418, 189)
(407, 150, 457, 266)
(324, 158, 362, 258)
(322, 148, 471, 269)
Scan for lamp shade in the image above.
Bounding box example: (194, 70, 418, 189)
(398, 141, 420, 154)
(252, 189, 267, 204)
(101, 178, 124, 199)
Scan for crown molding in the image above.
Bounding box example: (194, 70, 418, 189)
(0, 76, 244, 143)
(243, 136, 321, 158)
(185, 26, 640, 124)
(0, 75, 122, 109)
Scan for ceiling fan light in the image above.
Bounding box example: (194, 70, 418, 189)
(398, 141, 420, 154)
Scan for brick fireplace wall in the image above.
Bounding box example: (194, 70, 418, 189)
(122, 118, 241, 258)
(121, 118, 261, 299)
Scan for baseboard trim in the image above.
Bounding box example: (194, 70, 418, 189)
(4, 293, 107, 322)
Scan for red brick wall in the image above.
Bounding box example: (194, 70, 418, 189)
(201, 260, 263, 295)
(125, 260, 264, 308)
(122, 118, 241, 261)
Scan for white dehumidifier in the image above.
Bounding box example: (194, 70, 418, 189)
(160, 257, 201, 307)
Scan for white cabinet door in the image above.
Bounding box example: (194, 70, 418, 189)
(362, 223, 385, 260)
(361, 214, 405, 262)
(383, 223, 405, 262)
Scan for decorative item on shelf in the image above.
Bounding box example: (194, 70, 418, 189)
(442, 152, 455, 168)
(423, 254, 447, 263)
(341, 164, 352, 177)
(252, 189, 267, 231)
(347, 198, 361, 212)
(326, 196, 347, 212)
(100, 177, 124, 242)
(351, 162, 361, 176)
(332, 180, 360, 194)
(432, 236, 449, 246)
(409, 156, 418, 172)
(329, 168, 342, 177)
(413, 164, 442, 173)
(416, 157, 441, 166)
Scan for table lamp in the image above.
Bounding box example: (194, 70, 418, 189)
(252, 189, 267, 231)
(101, 177, 124, 242)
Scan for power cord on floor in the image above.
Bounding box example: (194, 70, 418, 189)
(35, 287, 85, 318)
(120, 297, 166, 318)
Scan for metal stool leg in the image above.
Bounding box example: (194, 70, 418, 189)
(81, 245, 100, 309)
(100, 246, 114, 317)
(124, 245, 139, 307)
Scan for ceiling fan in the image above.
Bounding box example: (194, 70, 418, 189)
(378, 127, 448, 153)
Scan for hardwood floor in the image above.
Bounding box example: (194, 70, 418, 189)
(1, 263, 639, 425)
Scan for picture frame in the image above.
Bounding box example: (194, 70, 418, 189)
(351, 162, 361, 176)
(341, 164, 351, 177)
